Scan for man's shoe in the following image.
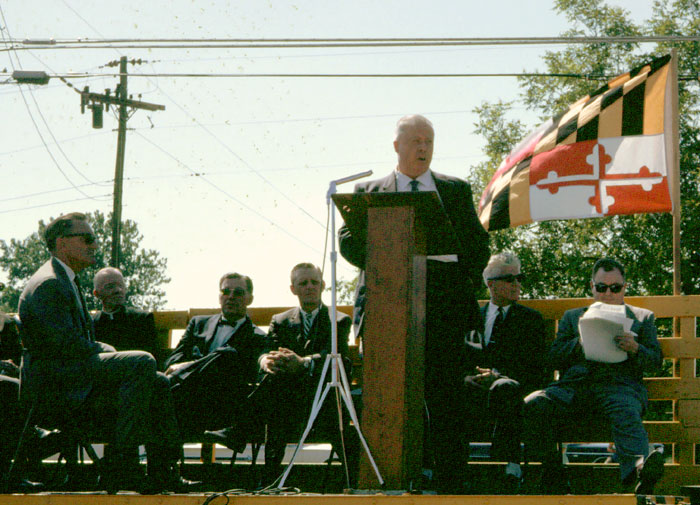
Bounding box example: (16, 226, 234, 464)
(540, 464, 571, 495)
(144, 468, 202, 494)
(498, 473, 522, 494)
(6, 478, 45, 494)
(635, 449, 665, 495)
(202, 427, 246, 453)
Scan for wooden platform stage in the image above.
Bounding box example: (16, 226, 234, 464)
(0, 493, 659, 505)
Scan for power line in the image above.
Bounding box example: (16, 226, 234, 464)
(0, 194, 111, 215)
(0, 5, 102, 201)
(5, 35, 700, 51)
(2, 70, 698, 81)
(132, 129, 322, 255)
(57, 0, 326, 235)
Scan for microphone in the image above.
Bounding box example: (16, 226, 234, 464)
(331, 170, 373, 187)
(327, 170, 373, 201)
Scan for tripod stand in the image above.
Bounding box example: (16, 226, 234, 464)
(278, 172, 384, 489)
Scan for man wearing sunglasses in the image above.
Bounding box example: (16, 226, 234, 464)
(18, 212, 194, 493)
(463, 252, 546, 493)
(522, 257, 663, 495)
(165, 272, 267, 450)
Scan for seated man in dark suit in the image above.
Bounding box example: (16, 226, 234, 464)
(256, 263, 352, 481)
(165, 272, 268, 444)
(92, 267, 161, 366)
(522, 258, 664, 494)
(0, 310, 47, 493)
(18, 212, 192, 493)
(463, 252, 546, 493)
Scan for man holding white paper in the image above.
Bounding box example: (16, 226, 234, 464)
(522, 258, 663, 495)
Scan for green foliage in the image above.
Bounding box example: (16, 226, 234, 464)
(471, 0, 700, 298)
(328, 272, 359, 305)
(0, 210, 170, 312)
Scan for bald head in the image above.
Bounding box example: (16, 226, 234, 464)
(394, 114, 435, 179)
(93, 267, 127, 312)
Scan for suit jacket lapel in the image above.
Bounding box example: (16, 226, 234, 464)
(478, 305, 488, 347)
(52, 257, 91, 341)
(625, 305, 643, 335)
(203, 314, 223, 354)
(378, 172, 397, 192)
(307, 304, 330, 352)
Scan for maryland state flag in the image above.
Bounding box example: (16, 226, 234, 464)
(478, 54, 675, 232)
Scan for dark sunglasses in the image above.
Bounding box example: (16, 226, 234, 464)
(594, 282, 624, 293)
(221, 287, 247, 297)
(63, 233, 97, 245)
(488, 273, 524, 283)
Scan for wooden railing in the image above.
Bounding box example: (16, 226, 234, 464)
(152, 295, 700, 495)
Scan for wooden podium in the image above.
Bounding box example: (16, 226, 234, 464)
(334, 192, 459, 490)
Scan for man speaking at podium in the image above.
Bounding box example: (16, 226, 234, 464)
(339, 114, 489, 493)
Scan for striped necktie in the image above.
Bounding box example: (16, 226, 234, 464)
(302, 312, 314, 338)
(410, 179, 420, 192)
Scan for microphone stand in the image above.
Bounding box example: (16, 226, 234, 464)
(278, 171, 384, 489)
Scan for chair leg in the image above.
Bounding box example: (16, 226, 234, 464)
(4, 404, 35, 492)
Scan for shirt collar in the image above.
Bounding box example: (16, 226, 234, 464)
(101, 305, 125, 319)
(395, 169, 436, 192)
(220, 315, 247, 328)
(54, 256, 76, 283)
(488, 301, 511, 317)
(300, 306, 320, 319)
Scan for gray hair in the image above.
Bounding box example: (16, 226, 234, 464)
(482, 252, 521, 286)
(394, 114, 433, 142)
(93, 266, 123, 290)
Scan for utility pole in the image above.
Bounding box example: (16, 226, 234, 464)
(80, 56, 165, 268)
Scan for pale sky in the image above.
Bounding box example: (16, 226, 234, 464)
(1, 0, 656, 311)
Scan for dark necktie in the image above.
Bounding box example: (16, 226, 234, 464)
(410, 180, 420, 192)
(73, 277, 92, 341)
(489, 307, 505, 347)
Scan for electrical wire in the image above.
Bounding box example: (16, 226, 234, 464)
(5, 35, 700, 51)
(0, 5, 101, 201)
(59, 0, 327, 232)
(0, 194, 111, 214)
(132, 129, 322, 254)
(3, 70, 698, 81)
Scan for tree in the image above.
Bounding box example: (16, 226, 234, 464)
(0, 210, 170, 312)
(470, 0, 700, 298)
(326, 272, 359, 305)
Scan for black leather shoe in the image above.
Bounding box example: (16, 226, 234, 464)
(144, 470, 202, 494)
(540, 464, 571, 495)
(6, 478, 45, 494)
(498, 473, 522, 494)
(636, 449, 665, 495)
(202, 427, 246, 453)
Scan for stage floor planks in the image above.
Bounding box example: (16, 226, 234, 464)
(0, 493, 644, 505)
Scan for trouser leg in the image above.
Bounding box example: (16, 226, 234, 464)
(488, 377, 523, 463)
(85, 351, 157, 450)
(426, 385, 467, 494)
(522, 386, 574, 467)
(593, 384, 648, 482)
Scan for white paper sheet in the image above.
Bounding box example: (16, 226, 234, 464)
(578, 302, 633, 363)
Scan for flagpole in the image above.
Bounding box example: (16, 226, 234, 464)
(669, 48, 681, 296)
